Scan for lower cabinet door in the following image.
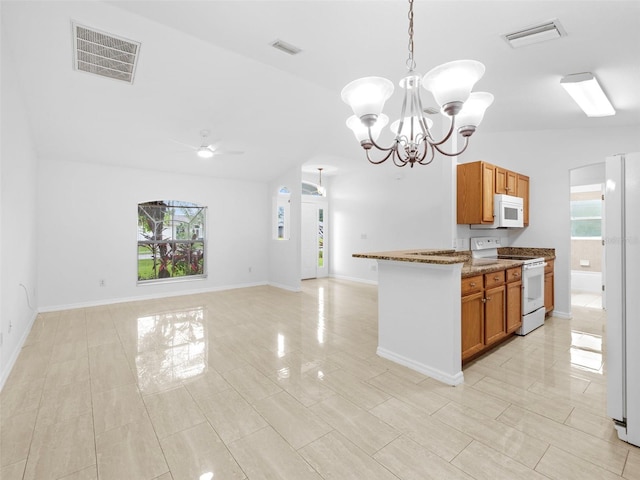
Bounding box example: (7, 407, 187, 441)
(506, 281, 523, 333)
(461, 292, 485, 360)
(484, 285, 506, 345)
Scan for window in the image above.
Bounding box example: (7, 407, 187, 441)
(274, 187, 291, 240)
(570, 185, 602, 238)
(137, 200, 206, 282)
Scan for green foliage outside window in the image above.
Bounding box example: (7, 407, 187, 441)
(137, 200, 207, 282)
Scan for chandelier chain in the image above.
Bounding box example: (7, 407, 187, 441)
(406, 0, 416, 71)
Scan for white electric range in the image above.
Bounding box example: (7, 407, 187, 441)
(470, 237, 546, 335)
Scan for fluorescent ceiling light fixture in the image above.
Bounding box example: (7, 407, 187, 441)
(560, 72, 616, 117)
(503, 19, 566, 48)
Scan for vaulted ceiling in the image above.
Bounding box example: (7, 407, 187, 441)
(2, 1, 639, 182)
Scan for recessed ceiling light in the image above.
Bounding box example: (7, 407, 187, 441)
(503, 19, 566, 48)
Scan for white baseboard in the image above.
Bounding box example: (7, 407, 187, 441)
(377, 347, 464, 386)
(0, 310, 38, 391)
(550, 310, 572, 319)
(329, 273, 378, 286)
(38, 281, 269, 313)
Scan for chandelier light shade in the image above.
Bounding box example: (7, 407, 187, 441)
(422, 60, 486, 115)
(341, 77, 395, 121)
(455, 92, 495, 137)
(341, 0, 493, 167)
(347, 114, 389, 144)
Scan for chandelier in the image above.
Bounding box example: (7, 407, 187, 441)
(341, 0, 494, 168)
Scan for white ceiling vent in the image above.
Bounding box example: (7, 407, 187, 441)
(72, 22, 141, 84)
(503, 19, 566, 48)
(270, 39, 302, 56)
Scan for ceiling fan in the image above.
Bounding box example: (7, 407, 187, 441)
(173, 130, 244, 159)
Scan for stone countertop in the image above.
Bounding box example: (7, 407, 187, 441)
(353, 246, 556, 278)
(498, 247, 556, 261)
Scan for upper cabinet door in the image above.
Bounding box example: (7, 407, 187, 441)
(516, 174, 530, 226)
(496, 167, 517, 195)
(482, 163, 496, 223)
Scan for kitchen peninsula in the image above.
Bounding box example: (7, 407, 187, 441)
(353, 249, 528, 386)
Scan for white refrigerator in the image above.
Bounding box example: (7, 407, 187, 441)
(606, 152, 640, 447)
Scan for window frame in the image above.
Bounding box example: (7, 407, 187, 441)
(137, 200, 207, 284)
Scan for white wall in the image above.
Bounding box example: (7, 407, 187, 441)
(267, 166, 302, 291)
(1, 40, 39, 387)
(460, 125, 640, 317)
(571, 163, 605, 187)
(329, 157, 456, 283)
(37, 160, 269, 310)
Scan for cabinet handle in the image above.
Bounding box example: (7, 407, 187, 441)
(470, 282, 476, 287)
(513, 273, 520, 277)
(486, 296, 491, 301)
(482, 298, 487, 303)
(493, 276, 500, 281)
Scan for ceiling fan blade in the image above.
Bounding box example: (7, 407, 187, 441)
(169, 138, 198, 150)
(211, 149, 245, 156)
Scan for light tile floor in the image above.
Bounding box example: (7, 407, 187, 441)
(571, 290, 603, 309)
(1, 278, 639, 480)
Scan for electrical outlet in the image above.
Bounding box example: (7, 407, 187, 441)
(0, 333, 3, 346)
(248, 266, 252, 273)
(99, 279, 106, 287)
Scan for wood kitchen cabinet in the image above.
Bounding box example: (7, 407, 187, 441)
(457, 161, 496, 224)
(516, 174, 530, 226)
(544, 259, 554, 314)
(461, 290, 485, 360)
(461, 271, 509, 361)
(457, 161, 530, 226)
(484, 271, 506, 346)
(496, 167, 517, 195)
(506, 267, 523, 333)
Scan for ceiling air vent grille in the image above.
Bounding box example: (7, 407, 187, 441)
(72, 22, 141, 84)
(503, 19, 566, 48)
(270, 39, 302, 56)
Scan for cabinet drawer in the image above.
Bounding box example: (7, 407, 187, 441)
(506, 267, 522, 283)
(462, 275, 483, 295)
(545, 259, 554, 274)
(484, 270, 505, 288)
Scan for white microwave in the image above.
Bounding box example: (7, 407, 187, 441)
(471, 194, 524, 229)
